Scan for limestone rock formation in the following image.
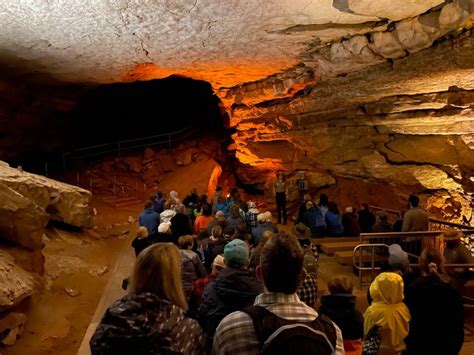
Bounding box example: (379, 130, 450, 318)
(0, 162, 92, 227)
(0, 182, 48, 249)
(0, 251, 34, 311)
(0, 312, 27, 346)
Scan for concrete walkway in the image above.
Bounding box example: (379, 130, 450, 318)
(77, 234, 135, 355)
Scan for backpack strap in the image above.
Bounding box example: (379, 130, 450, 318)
(242, 305, 336, 353)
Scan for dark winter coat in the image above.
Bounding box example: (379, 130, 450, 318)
(342, 213, 361, 236)
(204, 238, 227, 273)
(197, 268, 263, 338)
(303, 206, 325, 235)
(131, 233, 159, 257)
(404, 274, 464, 355)
(90, 292, 205, 355)
(171, 213, 193, 240)
(358, 209, 375, 233)
(180, 249, 206, 300)
(319, 294, 364, 340)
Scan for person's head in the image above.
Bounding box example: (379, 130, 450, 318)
(260, 230, 274, 247)
(170, 190, 179, 199)
(158, 222, 171, 234)
(202, 203, 212, 217)
(191, 188, 197, 195)
(229, 204, 240, 218)
(257, 232, 304, 294)
(144, 201, 153, 210)
(211, 225, 223, 239)
(234, 232, 252, 248)
(175, 203, 185, 214)
(212, 254, 225, 273)
(369, 272, 404, 305)
(303, 194, 312, 202)
(200, 194, 208, 203)
(130, 243, 187, 310)
(408, 194, 420, 208)
(223, 227, 235, 239)
(156, 191, 163, 199)
(257, 213, 267, 224)
(388, 244, 409, 271)
(344, 207, 354, 215)
(328, 275, 354, 295)
(247, 201, 257, 209)
(224, 239, 250, 269)
(328, 201, 339, 214)
(216, 186, 222, 193)
(361, 203, 369, 210)
(136, 226, 149, 239)
(215, 210, 226, 222)
(163, 201, 172, 210)
(305, 201, 314, 209)
(319, 193, 329, 206)
(376, 211, 388, 222)
(277, 172, 284, 181)
(178, 235, 194, 250)
(263, 211, 273, 223)
(443, 229, 463, 248)
(419, 247, 447, 280)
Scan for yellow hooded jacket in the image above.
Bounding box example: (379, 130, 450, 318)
(364, 272, 411, 354)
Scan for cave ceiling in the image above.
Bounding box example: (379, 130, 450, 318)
(0, 0, 463, 89)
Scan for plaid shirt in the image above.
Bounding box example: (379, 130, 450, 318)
(297, 273, 318, 308)
(246, 210, 259, 229)
(213, 292, 345, 355)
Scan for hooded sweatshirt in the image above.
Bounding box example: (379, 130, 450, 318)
(364, 272, 410, 354)
(320, 294, 364, 340)
(197, 267, 263, 338)
(90, 292, 205, 355)
(138, 208, 160, 235)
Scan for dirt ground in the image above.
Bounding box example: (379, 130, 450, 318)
(2, 198, 143, 355)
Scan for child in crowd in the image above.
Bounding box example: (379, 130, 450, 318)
(319, 275, 364, 355)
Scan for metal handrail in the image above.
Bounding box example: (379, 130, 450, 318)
(369, 205, 402, 217)
(429, 218, 474, 230)
(360, 230, 474, 243)
(61, 126, 197, 167)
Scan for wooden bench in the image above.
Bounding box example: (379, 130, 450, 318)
(335, 250, 387, 265)
(320, 241, 360, 255)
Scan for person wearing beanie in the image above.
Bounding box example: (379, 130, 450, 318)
(198, 239, 262, 348)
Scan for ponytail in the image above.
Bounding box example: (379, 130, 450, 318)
(420, 248, 450, 283)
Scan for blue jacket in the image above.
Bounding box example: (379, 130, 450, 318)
(139, 208, 160, 234)
(303, 207, 326, 235)
(325, 211, 344, 235)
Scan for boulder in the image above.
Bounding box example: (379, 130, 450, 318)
(0, 312, 27, 346)
(174, 150, 192, 166)
(158, 155, 177, 173)
(0, 251, 34, 311)
(123, 156, 142, 173)
(0, 162, 92, 227)
(0, 182, 48, 249)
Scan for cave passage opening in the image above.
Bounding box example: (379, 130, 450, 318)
(18, 75, 234, 174)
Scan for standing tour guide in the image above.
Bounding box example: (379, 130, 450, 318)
(274, 172, 287, 225)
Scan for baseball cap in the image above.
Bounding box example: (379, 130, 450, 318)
(224, 239, 249, 268)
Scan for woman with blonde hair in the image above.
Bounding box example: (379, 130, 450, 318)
(90, 243, 205, 354)
(404, 247, 464, 355)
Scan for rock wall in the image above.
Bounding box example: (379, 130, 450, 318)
(224, 30, 474, 222)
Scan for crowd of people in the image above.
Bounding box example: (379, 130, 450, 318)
(89, 186, 469, 355)
(297, 194, 430, 237)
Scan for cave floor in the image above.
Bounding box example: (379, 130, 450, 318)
(2, 198, 143, 355)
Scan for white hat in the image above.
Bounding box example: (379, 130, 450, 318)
(158, 222, 171, 233)
(345, 207, 354, 213)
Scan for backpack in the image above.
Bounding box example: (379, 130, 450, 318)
(242, 305, 337, 355)
(303, 246, 318, 276)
